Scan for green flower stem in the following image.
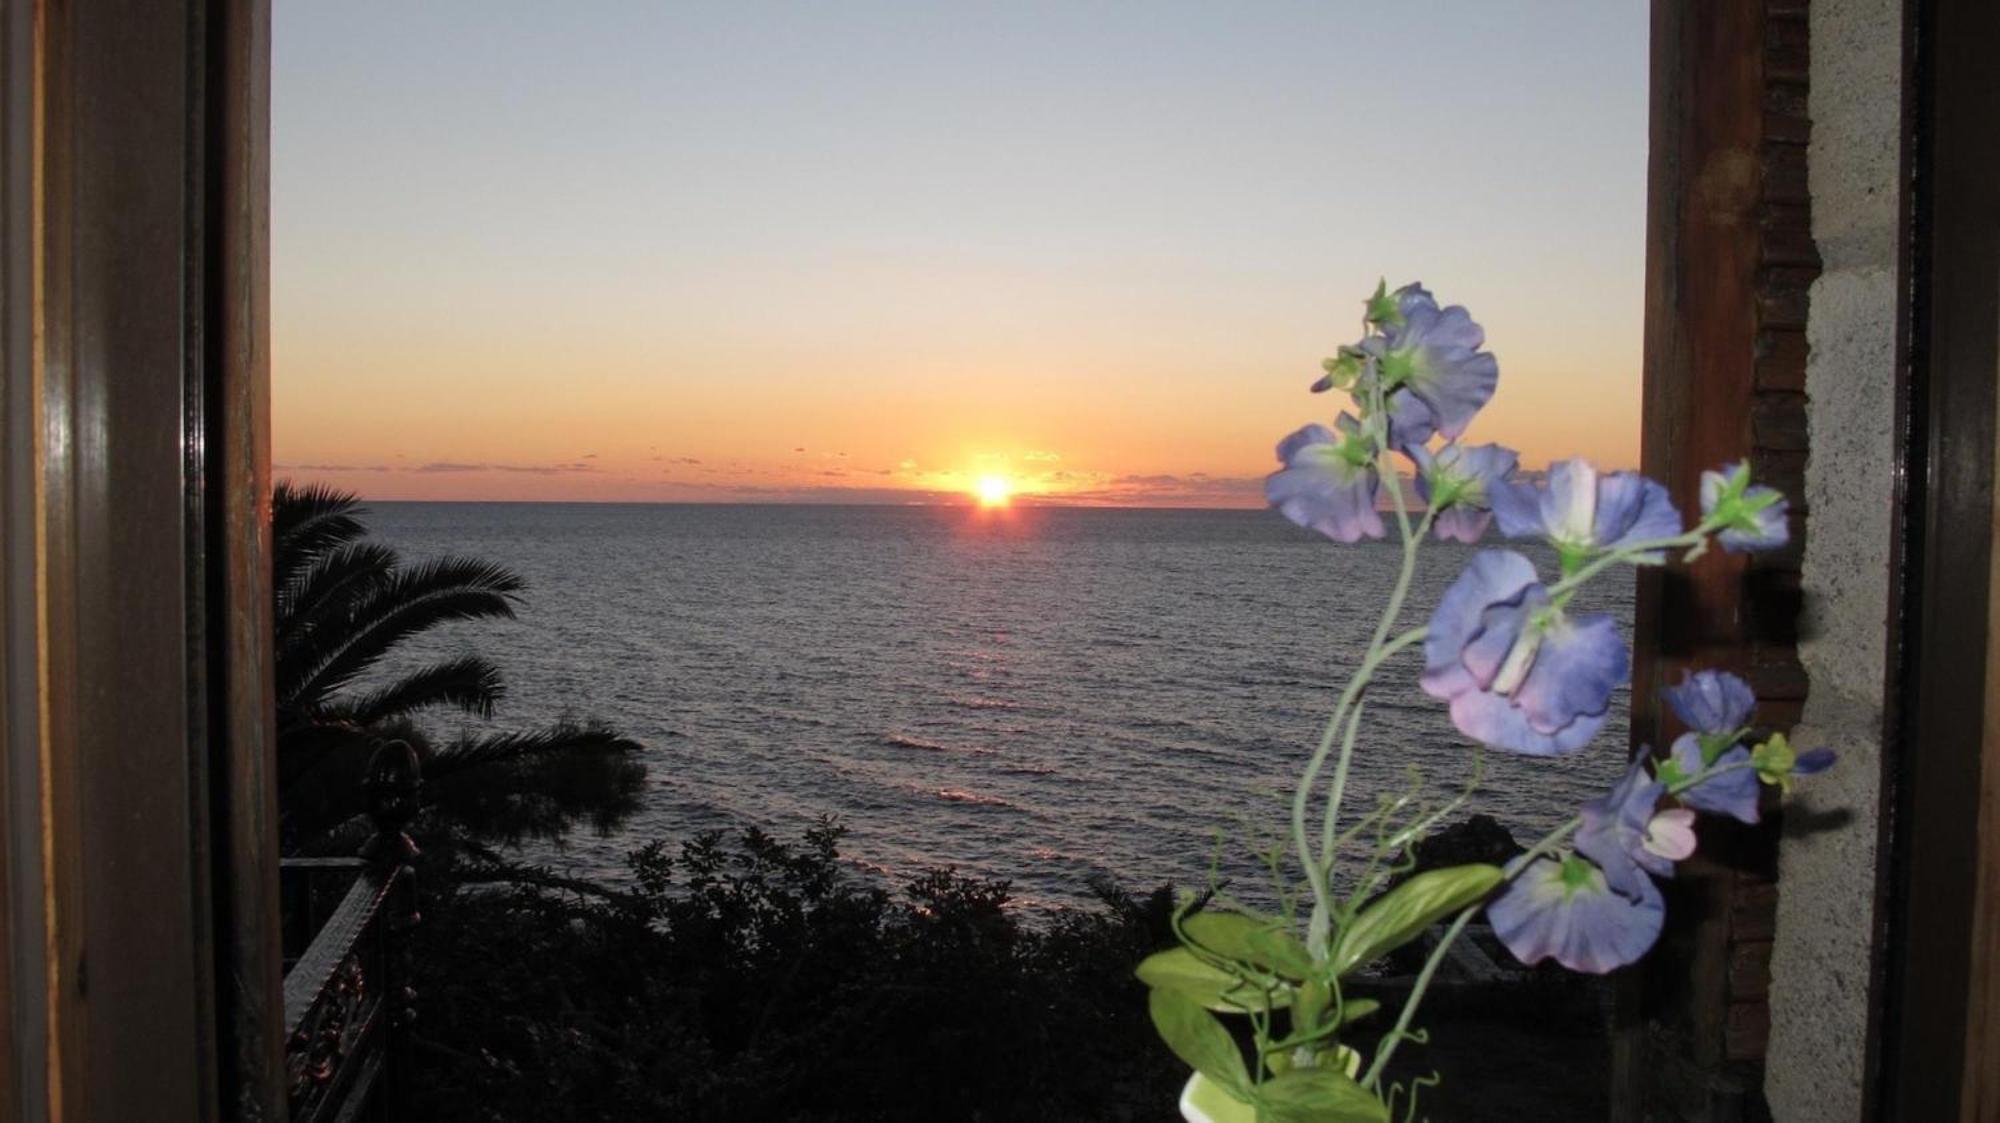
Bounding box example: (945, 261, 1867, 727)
(1318, 699, 1368, 861)
(1361, 815, 1579, 1091)
(1318, 626, 1429, 869)
(1546, 521, 1724, 601)
(1296, 695, 1363, 954)
(1297, 622, 1429, 955)
(1320, 402, 1435, 893)
(1360, 755, 1757, 1090)
(1297, 373, 1436, 959)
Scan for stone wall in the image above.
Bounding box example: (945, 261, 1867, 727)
(1764, 0, 1904, 1118)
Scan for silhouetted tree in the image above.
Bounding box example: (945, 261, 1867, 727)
(272, 481, 645, 855)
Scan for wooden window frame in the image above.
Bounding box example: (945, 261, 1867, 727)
(2, 1, 281, 1120)
(3, 1, 1994, 1119)
(1872, 0, 2000, 1117)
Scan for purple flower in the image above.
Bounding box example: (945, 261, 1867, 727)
(1421, 550, 1628, 755)
(1487, 854, 1664, 974)
(1265, 414, 1384, 543)
(1574, 757, 1698, 898)
(1352, 284, 1498, 449)
(1701, 461, 1790, 552)
(1491, 459, 1682, 562)
(1663, 669, 1756, 735)
(1793, 747, 1837, 774)
(1408, 442, 1521, 543)
(1667, 733, 1760, 824)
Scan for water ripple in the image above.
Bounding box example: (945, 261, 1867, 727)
(362, 503, 1633, 906)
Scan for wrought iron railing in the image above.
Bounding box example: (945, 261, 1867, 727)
(280, 741, 422, 1123)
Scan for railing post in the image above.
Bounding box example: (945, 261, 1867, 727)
(361, 739, 421, 1118)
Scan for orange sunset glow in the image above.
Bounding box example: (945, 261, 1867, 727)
(273, 3, 1645, 506)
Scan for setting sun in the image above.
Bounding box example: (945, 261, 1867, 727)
(975, 475, 1014, 508)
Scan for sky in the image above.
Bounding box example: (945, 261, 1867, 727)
(273, 1, 1648, 506)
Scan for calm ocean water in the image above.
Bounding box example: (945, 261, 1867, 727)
(366, 503, 1631, 911)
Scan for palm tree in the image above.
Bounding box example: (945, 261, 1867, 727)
(273, 482, 645, 855)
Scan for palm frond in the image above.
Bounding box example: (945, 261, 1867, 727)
(273, 481, 369, 593)
(275, 541, 399, 668)
(320, 654, 507, 725)
(420, 720, 648, 845)
(285, 557, 524, 709)
(268, 492, 653, 859)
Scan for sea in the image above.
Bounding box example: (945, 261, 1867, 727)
(365, 502, 1632, 912)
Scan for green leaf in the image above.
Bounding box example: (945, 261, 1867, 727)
(1752, 732, 1798, 791)
(1183, 912, 1316, 980)
(1136, 948, 1293, 1013)
(1293, 978, 1330, 1034)
(1256, 1067, 1391, 1123)
(1331, 863, 1504, 976)
(1181, 1073, 1258, 1123)
(1150, 989, 1252, 1095)
(1364, 278, 1403, 328)
(1338, 998, 1380, 1025)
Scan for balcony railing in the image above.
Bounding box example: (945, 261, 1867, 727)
(280, 741, 422, 1123)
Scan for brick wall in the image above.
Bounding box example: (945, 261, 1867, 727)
(1728, 0, 1820, 1071)
(1621, 1, 1818, 1118)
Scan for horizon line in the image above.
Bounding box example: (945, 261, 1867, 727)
(342, 495, 1270, 513)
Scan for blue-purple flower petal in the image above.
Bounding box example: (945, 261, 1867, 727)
(1410, 443, 1520, 544)
(1498, 458, 1683, 557)
(1670, 734, 1760, 824)
(1357, 284, 1499, 448)
(1663, 670, 1756, 735)
(1701, 462, 1791, 552)
(1447, 690, 1613, 757)
(1575, 758, 1675, 898)
(1382, 384, 1443, 451)
(1422, 550, 1627, 756)
(1432, 506, 1493, 543)
(1508, 613, 1629, 735)
(1400, 345, 1498, 444)
(1488, 477, 1544, 538)
(1592, 472, 1682, 555)
(1718, 486, 1790, 551)
(1488, 856, 1665, 974)
(1791, 747, 1837, 775)
(1266, 418, 1384, 543)
(1421, 550, 1540, 702)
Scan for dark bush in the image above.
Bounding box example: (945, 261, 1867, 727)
(405, 820, 1186, 1122)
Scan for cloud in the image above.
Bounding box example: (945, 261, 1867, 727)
(275, 462, 392, 473)
(699, 483, 964, 505)
(409, 460, 601, 476)
(1050, 472, 1264, 506)
(1023, 450, 1061, 463)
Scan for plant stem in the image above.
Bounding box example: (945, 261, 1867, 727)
(1361, 815, 1580, 1090)
(1298, 625, 1427, 954)
(1359, 756, 1760, 1090)
(1546, 525, 1718, 599)
(1316, 626, 1427, 871)
(1297, 374, 1435, 958)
